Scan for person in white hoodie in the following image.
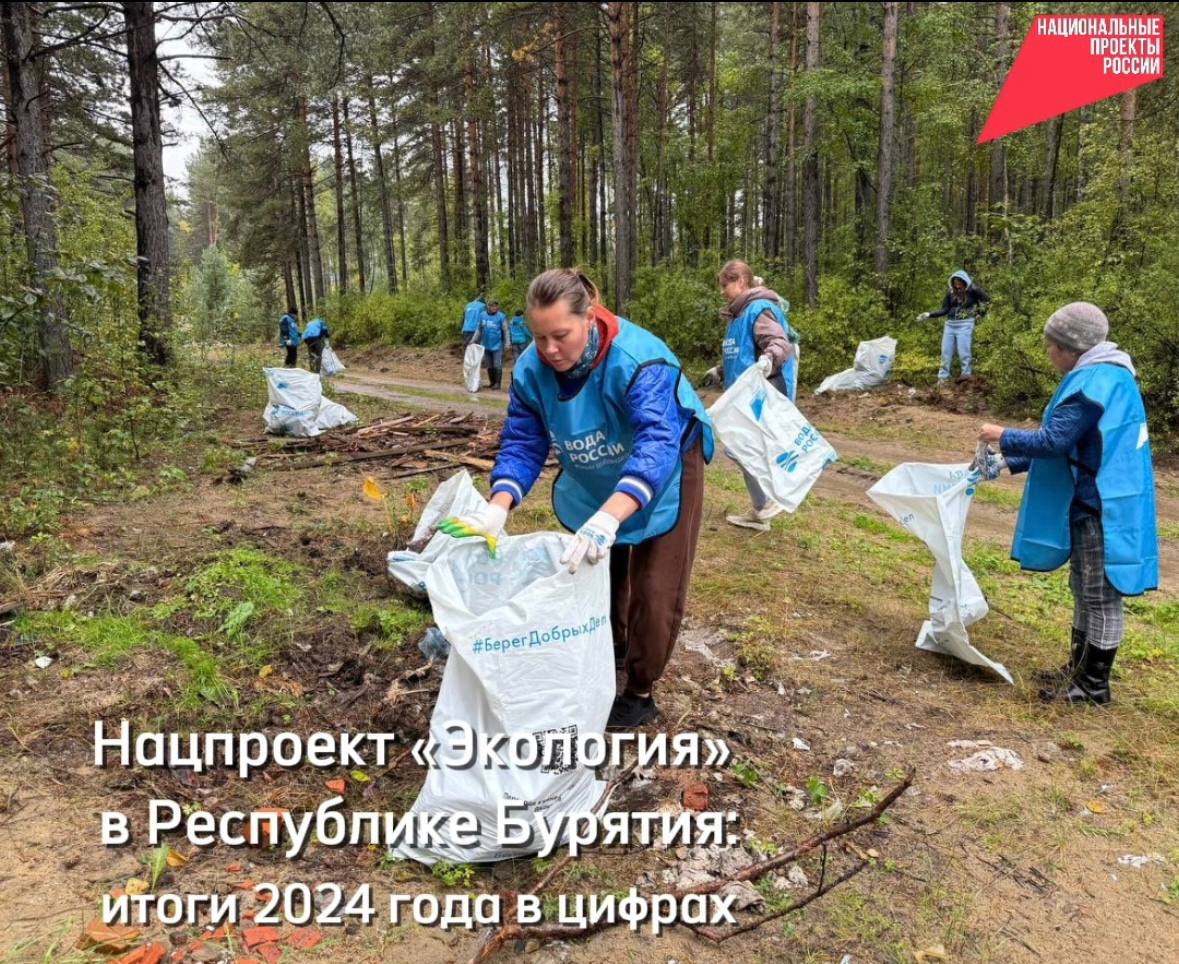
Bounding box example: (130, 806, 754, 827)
(976, 303, 1158, 705)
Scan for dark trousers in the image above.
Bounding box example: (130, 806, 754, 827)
(610, 438, 706, 694)
(305, 336, 325, 373)
(284, 344, 298, 367)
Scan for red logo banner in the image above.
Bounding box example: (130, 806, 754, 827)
(979, 14, 1165, 143)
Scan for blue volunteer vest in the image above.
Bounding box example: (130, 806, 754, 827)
(479, 312, 507, 351)
(510, 316, 531, 345)
(302, 318, 326, 340)
(1011, 363, 1158, 595)
(722, 298, 797, 401)
(512, 319, 715, 545)
(462, 300, 484, 334)
(279, 314, 301, 347)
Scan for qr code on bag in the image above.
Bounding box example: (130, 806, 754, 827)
(534, 725, 578, 774)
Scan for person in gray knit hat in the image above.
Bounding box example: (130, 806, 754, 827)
(973, 302, 1158, 705)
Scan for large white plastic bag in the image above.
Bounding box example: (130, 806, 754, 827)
(320, 345, 345, 376)
(387, 471, 490, 597)
(815, 335, 897, 395)
(867, 463, 1013, 683)
(262, 367, 357, 436)
(708, 365, 838, 512)
(463, 343, 485, 393)
(393, 533, 614, 864)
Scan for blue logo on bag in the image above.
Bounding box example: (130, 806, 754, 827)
(775, 450, 800, 473)
(750, 391, 766, 423)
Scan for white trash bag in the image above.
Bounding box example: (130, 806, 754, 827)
(393, 533, 614, 864)
(387, 470, 490, 598)
(262, 367, 358, 437)
(708, 365, 838, 512)
(867, 463, 1013, 683)
(464, 343, 485, 393)
(320, 344, 345, 376)
(815, 335, 897, 395)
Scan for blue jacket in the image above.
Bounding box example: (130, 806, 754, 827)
(462, 299, 485, 334)
(302, 318, 330, 341)
(491, 318, 714, 545)
(475, 311, 508, 352)
(929, 270, 990, 322)
(279, 313, 301, 347)
(1006, 361, 1157, 595)
(509, 314, 531, 346)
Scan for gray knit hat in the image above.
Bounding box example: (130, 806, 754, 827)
(1044, 301, 1109, 353)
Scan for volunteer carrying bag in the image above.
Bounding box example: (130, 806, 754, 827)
(867, 462, 1013, 683)
(708, 364, 838, 512)
(393, 533, 615, 865)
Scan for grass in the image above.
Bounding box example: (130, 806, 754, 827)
(971, 483, 1023, 509)
(841, 454, 894, 476)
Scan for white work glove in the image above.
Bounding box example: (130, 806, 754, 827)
(450, 501, 508, 540)
(701, 366, 719, 388)
(560, 510, 620, 574)
(756, 354, 773, 376)
(917, 312, 931, 322)
(979, 452, 1006, 481)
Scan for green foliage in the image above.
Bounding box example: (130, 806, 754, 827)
(184, 549, 302, 623)
(351, 603, 429, 648)
(431, 862, 476, 888)
(179, 245, 268, 345)
(326, 288, 466, 348)
(627, 264, 727, 362)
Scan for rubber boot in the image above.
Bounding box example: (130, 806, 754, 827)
(1039, 644, 1115, 705)
(490, 367, 502, 390)
(1032, 628, 1085, 685)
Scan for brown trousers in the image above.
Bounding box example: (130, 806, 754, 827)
(610, 438, 706, 694)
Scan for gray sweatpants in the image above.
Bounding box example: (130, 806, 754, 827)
(1069, 515, 1124, 651)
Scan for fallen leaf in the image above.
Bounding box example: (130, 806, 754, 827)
(258, 664, 274, 679)
(207, 924, 234, 941)
(243, 926, 281, 949)
(234, 960, 262, 964)
(247, 807, 289, 845)
(363, 476, 387, 501)
(1087, 800, 1109, 814)
(325, 778, 346, 794)
(226, 863, 243, 873)
(236, 879, 256, 891)
(914, 944, 948, 963)
(77, 919, 141, 952)
(165, 848, 189, 869)
(287, 928, 323, 951)
(124, 877, 150, 896)
(350, 770, 371, 783)
(257, 942, 283, 964)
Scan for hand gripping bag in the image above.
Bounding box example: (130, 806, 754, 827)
(708, 364, 838, 512)
(392, 533, 615, 864)
(463, 343, 485, 393)
(386, 471, 490, 598)
(867, 462, 1013, 683)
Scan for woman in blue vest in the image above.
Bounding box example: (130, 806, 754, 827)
(278, 306, 301, 367)
(461, 294, 485, 346)
(453, 269, 714, 729)
(472, 299, 509, 389)
(716, 260, 798, 531)
(976, 302, 1157, 705)
(509, 308, 532, 363)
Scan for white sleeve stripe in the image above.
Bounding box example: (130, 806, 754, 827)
(493, 479, 524, 501)
(618, 476, 654, 503)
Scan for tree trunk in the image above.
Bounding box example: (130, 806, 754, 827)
(802, 1, 821, 308)
(291, 177, 310, 314)
(606, 2, 637, 308)
(332, 94, 348, 292)
(534, 67, 547, 265)
(297, 96, 326, 304)
(431, 120, 450, 287)
(452, 115, 468, 272)
(465, 48, 490, 290)
(1118, 88, 1136, 215)
(988, 2, 1010, 215)
(123, 0, 171, 365)
(764, 2, 782, 261)
(367, 86, 397, 293)
(389, 101, 409, 285)
(342, 95, 366, 292)
(555, 4, 576, 267)
(874, 1, 898, 277)
(785, 0, 798, 266)
(282, 261, 297, 313)
(2, 0, 71, 388)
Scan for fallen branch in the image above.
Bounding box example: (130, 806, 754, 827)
(467, 767, 912, 963)
(423, 449, 496, 472)
(268, 438, 471, 471)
